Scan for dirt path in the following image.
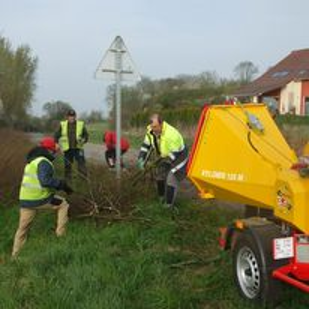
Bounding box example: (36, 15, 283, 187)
(84, 143, 138, 167)
(28, 133, 138, 167)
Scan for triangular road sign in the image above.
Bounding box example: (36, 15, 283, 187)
(95, 36, 141, 82)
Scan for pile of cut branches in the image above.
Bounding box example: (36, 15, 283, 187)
(66, 164, 156, 222)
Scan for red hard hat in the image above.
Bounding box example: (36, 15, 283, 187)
(39, 137, 57, 152)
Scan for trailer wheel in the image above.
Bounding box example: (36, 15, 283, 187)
(244, 205, 274, 219)
(232, 228, 286, 305)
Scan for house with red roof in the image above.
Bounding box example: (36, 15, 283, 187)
(234, 49, 309, 115)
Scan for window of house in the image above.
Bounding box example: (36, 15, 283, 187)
(271, 71, 289, 78)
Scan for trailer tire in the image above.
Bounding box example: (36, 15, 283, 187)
(244, 205, 274, 219)
(232, 227, 287, 306)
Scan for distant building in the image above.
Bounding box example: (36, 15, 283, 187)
(234, 49, 309, 115)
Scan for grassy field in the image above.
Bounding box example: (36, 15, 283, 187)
(87, 122, 197, 150)
(0, 198, 308, 309)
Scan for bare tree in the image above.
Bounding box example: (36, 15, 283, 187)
(234, 61, 259, 84)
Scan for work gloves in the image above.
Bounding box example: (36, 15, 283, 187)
(59, 180, 74, 195)
(77, 137, 87, 145)
(136, 158, 145, 170)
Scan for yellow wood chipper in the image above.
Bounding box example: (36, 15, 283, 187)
(187, 103, 309, 304)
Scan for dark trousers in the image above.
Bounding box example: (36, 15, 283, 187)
(155, 148, 188, 206)
(105, 149, 126, 168)
(64, 149, 87, 180)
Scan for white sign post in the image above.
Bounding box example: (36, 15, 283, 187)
(95, 36, 140, 178)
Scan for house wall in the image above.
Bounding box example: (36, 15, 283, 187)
(300, 80, 309, 115)
(280, 81, 302, 115)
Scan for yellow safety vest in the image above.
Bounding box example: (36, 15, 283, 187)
(60, 120, 84, 152)
(19, 157, 54, 201)
(144, 122, 185, 159)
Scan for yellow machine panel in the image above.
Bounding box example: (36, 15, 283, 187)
(187, 104, 309, 234)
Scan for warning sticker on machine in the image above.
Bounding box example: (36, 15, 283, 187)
(201, 170, 244, 182)
(273, 237, 294, 260)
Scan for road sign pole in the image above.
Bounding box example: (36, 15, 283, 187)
(95, 36, 141, 179)
(115, 38, 122, 179)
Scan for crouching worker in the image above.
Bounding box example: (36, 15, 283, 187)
(12, 137, 73, 257)
(103, 131, 130, 168)
(137, 114, 188, 209)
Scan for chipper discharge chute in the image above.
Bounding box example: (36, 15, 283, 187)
(187, 103, 309, 304)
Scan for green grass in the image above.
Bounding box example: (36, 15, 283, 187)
(86, 122, 146, 149)
(276, 114, 309, 126)
(0, 199, 308, 308)
(87, 122, 110, 144)
(125, 131, 145, 149)
(88, 126, 195, 150)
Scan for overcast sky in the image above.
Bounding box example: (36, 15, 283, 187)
(0, 0, 309, 116)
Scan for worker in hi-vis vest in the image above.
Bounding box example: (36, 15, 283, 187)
(137, 114, 188, 209)
(12, 137, 73, 257)
(54, 109, 89, 180)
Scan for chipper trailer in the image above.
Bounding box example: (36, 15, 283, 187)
(187, 103, 309, 304)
